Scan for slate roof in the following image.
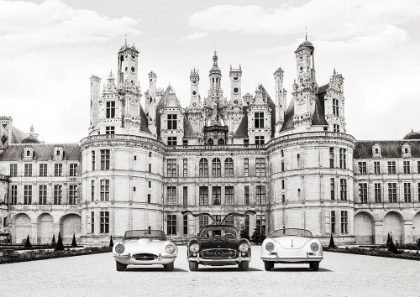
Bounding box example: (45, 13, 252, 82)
(403, 131, 420, 140)
(354, 140, 420, 158)
(11, 127, 28, 143)
(155, 86, 171, 139)
(139, 105, 151, 134)
(0, 143, 81, 161)
(233, 106, 249, 138)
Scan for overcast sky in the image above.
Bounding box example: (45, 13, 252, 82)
(1, 0, 419, 143)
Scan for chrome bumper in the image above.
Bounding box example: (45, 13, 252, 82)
(261, 254, 323, 262)
(188, 254, 251, 263)
(114, 253, 176, 264)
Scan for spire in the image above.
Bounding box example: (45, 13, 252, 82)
(305, 26, 307, 41)
(30, 124, 34, 135)
(213, 50, 218, 68)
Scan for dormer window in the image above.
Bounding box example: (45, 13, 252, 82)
(27, 150, 31, 156)
(372, 144, 382, 158)
(167, 114, 177, 130)
(56, 150, 60, 156)
(402, 144, 411, 157)
(254, 112, 264, 129)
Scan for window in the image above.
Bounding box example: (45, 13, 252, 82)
(339, 149, 346, 169)
(245, 186, 249, 205)
(167, 159, 177, 177)
(224, 215, 234, 226)
(69, 185, 78, 205)
(256, 185, 266, 205)
(91, 212, 95, 233)
(282, 180, 285, 190)
(10, 185, 17, 204)
(282, 194, 285, 203)
(24, 164, 32, 177)
(340, 179, 347, 201)
(39, 164, 47, 177)
(167, 137, 177, 146)
(183, 186, 188, 206)
(39, 185, 47, 205)
(218, 138, 225, 145)
(225, 186, 234, 205)
(56, 150, 60, 156)
(244, 158, 249, 176)
(183, 159, 187, 177)
(331, 211, 336, 234)
(24, 185, 32, 204)
(167, 186, 177, 205)
(149, 181, 151, 188)
(244, 139, 249, 146)
(333, 124, 340, 132)
(91, 180, 95, 201)
(92, 151, 96, 171)
(374, 183, 382, 203)
(183, 215, 188, 235)
(254, 112, 264, 128)
(225, 158, 234, 177)
(330, 178, 335, 200)
(100, 211, 109, 233)
(54, 185, 62, 205)
(374, 162, 380, 174)
(26, 150, 31, 157)
(167, 114, 177, 130)
(100, 150, 110, 170)
(149, 164, 151, 173)
(212, 158, 221, 177)
(148, 194, 151, 203)
(403, 161, 410, 174)
(359, 183, 368, 203)
(297, 154, 301, 168)
(255, 158, 266, 177)
(255, 136, 265, 145)
(54, 164, 62, 177)
(207, 138, 214, 146)
(256, 215, 266, 234)
(333, 99, 339, 116)
(418, 161, 420, 174)
(199, 158, 209, 177)
(329, 148, 334, 168)
(212, 186, 221, 205)
(358, 162, 367, 175)
(199, 215, 208, 230)
(281, 161, 285, 172)
(340, 211, 348, 234)
(167, 215, 176, 235)
(388, 183, 397, 203)
(69, 163, 78, 176)
(199, 187, 208, 206)
(10, 164, 17, 177)
(106, 101, 115, 118)
(404, 183, 411, 203)
(387, 161, 396, 174)
(100, 179, 109, 201)
(244, 215, 250, 233)
(105, 126, 115, 135)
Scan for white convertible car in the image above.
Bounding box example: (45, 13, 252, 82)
(113, 230, 178, 271)
(260, 228, 323, 271)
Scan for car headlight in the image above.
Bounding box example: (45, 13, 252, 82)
(189, 243, 199, 253)
(115, 243, 125, 254)
(165, 244, 176, 254)
(265, 242, 274, 252)
(310, 242, 319, 252)
(239, 243, 249, 253)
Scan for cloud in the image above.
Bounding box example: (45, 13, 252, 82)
(177, 31, 208, 42)
(0, 0, 141, 53)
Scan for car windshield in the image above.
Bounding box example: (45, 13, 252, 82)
(270, 228, 313, 238)
(124, 230, 166, 240)
(199, 226, 238, 238)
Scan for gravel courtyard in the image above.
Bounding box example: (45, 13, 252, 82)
(1, 246, 419, 297)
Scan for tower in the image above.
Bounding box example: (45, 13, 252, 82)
(209, 51, 222, 94)
(189, 68, 200, 108)
(0, 116, 12, 153)
(229, 65, 242, 106)
(89, 75, 101, 133)
(324, 69, 346, 132)
(274, 67, 287, 137)
(145, 71, 158, 135)
(117, 41, 139, 86)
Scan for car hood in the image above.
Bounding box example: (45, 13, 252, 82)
(198, 238, 239, 250)
(121, 238, 172, 253)
(272, 236, 312, 249)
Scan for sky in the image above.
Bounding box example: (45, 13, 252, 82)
(1, 0, 419, 143)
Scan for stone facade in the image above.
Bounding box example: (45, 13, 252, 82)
(0, 40, 419, 246)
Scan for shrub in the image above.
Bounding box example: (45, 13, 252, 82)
(109, 235, 114, 248)
(71, 233, 78, 248)
(329, 233, 336, 248)
(240, 229, 250, 241)
(251, 228, 265, 244)
(387, 236, 399, 254)
(55, 233, 64, 251)
(24, 235, 32, 249)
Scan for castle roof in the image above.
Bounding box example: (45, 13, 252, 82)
(403, 130, 420, 140)
(0, 143, 81, 161)
(354, 140, 420, 158)
(295, 40, 314, 53)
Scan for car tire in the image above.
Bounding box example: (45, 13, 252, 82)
(310, 261, 320, 271)
(116, 261, 127, 271)
(189, 262, 198, 271)
(239, 261, 249, 271)
(164, 262, 174, 271)
(264, 261, 274, 271)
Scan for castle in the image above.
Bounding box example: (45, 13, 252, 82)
(0, 39, 419, 245)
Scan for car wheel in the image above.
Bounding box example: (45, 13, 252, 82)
(116, 261, 127, 271)
(239, 261, 249, 271)
(164, 262, 174, 271)
(189, 262, 198, 271)
(264, 261, 274, 271)
(310, 261, 320, 271)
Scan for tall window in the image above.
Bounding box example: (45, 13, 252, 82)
(256, 185, 266, 205)
(330, 178, 335, 200)
(167, 159, 177, 177)
(199, 158, 209, 177)
(106, 101, 115, 118)
(167, 137, 177, 146)
(167, 186, 177, 205)
(245, 215, 250, 233)
(297, 154, 301, 168)
(256, 158, 266, 177)
(183, 159, 188, 177)
(24, 185, 32, 204)
(183, 186, 188, 206)
(340, 211, 348, 234)
(254, 112, 264, 128)
(105, 126, 115, 135)
(388, 183, 397, 203)
(359, 183, 368, 203)
(212, 186, 221, 205)
(255, 136, 265, 145)
(10, 185, 17, 204)
(331, 211, 336, 234)
(91, 212, 95, 233)
(54, 164, 62, 177)
(92, 151, 96, 171)
(167, 215, 176, 235)
(54, 185, 62, 205)
(69, 185, 78, 205)
(167, 114, 177, 130)
(199, 187, 208, 206)
(374, 183, 382, 203)
(24, 164, 32, 177)
(387, 161, 396, 174)
(39, 185, 47, 205)
(91, 180, 95, 201)
(224, 215, 234, 226)
(100, 150, 110, 170)
(244, 158, 249, 176)
(10, 164, 17, 177)
(225, 158, 234, 177)
(281, 161, 285, 172)
(244, 186, 249, 205)
(418, 161, 420, 174)
(256, 215, 266, 234)
(100, 179, 109, 201)
(340, 179, 347, 201)
(282, 180, 285, 189)
(69, 163, 78, 176)
(183, 215, 188, 235)
(404, 183, 411, 203)
(225, 186, 234, 205)
(339, 148, 346, 169)
(333, 124, 340, 133)
(329, 148, 334, 168)
(403, 161, 410, 174)
(100, 211, 109, 233)
(333, 99, 339, 116)
(374, 162, 380, 174)
(39, 164, 47, 177)
(212, 158, 221, 177)
(199, 215, 208, 230)
(358, 162, 367, 175)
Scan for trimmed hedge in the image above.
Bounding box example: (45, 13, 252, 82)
(324, 246, 420, 261)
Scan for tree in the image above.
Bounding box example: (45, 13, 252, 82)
(386, 232, 391, 246)
(109, 235, 114, 248)
(24, 234, 32, 249)
(51, 234, 56, 247)
(240, 228, 250, 241)
(55, 232, 64, 251)
(251, 228, 266, 244)
(329, 233, 336, 249)
(387, 235, 398, 254)
(71, 233, 77, 247)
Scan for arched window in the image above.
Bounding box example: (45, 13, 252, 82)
(218, 138, 225, 145)
(199, 158, 209, 177)
(225, 158, 234, 177)
(207, 138, 214, 146)
(212, 158, 221, 177)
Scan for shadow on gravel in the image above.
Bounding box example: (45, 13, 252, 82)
(123, 267, 188, 272)
(194, 267, 263, 272)
(270, 267, 332, 272)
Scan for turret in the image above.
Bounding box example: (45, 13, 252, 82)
(190, 68, 200, 107)
(274, 67, 287, 137)
(324, 69, 346, 132)
(89, 75, 101, 131)
(145, 71, 158, 135)
(209, 51, 222, 94)
(229, 65, 242, 106)
(117, 41, 139, 87)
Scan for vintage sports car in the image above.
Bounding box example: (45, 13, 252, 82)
(260, 228, 323, 271)
(113, 230, 178, 271)
(183, 211, 255, 271)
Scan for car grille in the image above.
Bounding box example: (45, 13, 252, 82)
(201, 248, 237, 259)
(133, 253, 157, 261)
